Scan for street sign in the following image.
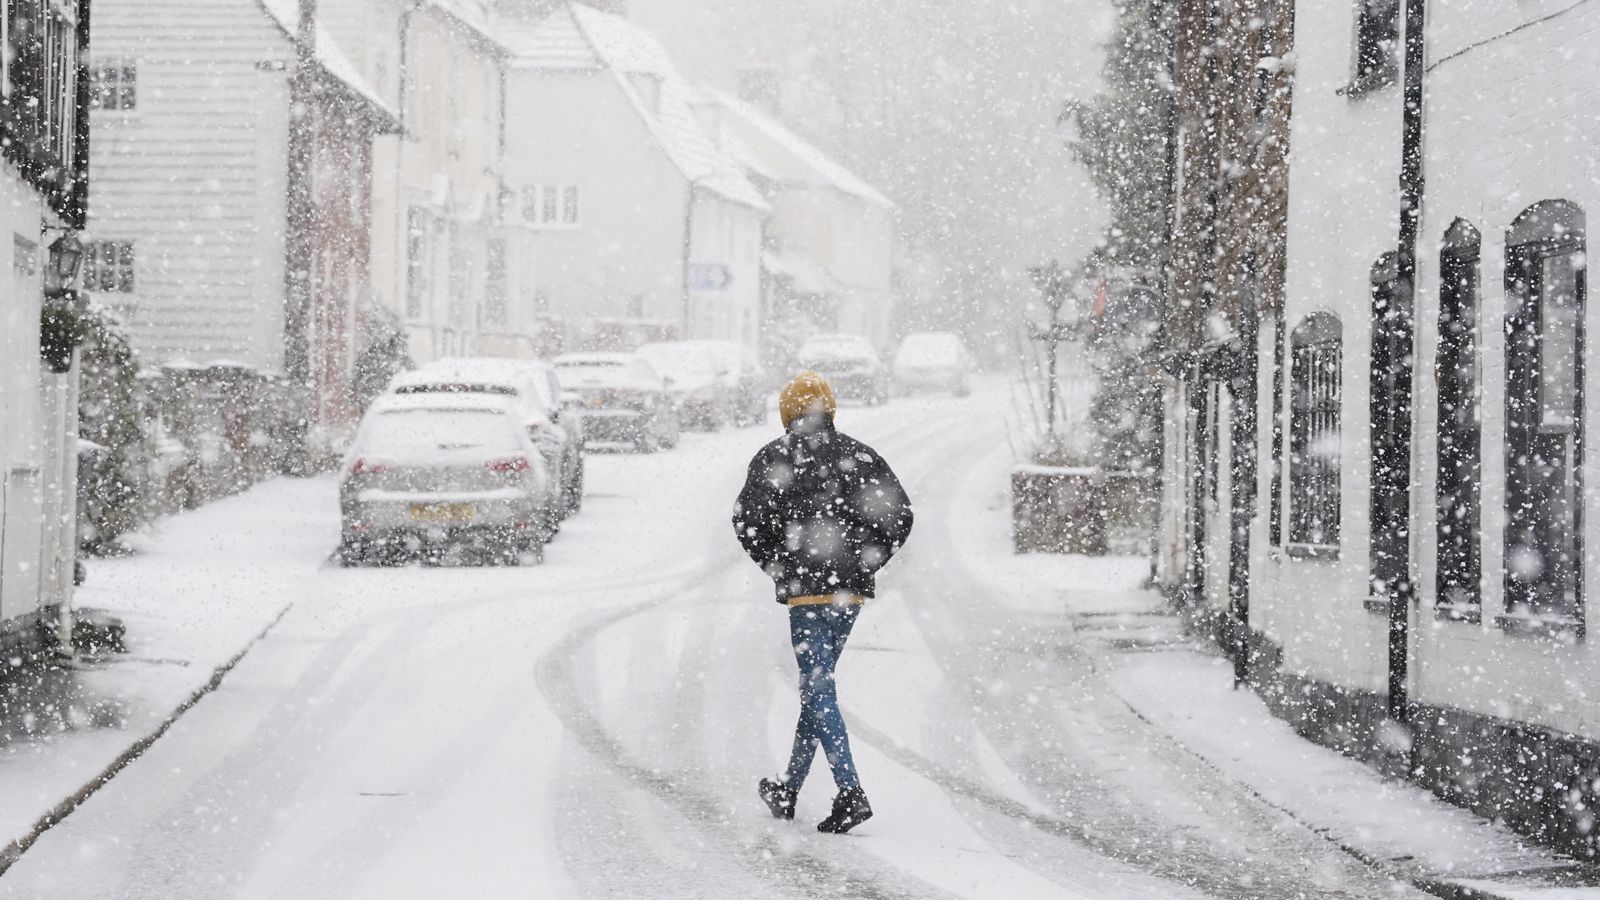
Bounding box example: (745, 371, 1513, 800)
(687, 263, 732, 292)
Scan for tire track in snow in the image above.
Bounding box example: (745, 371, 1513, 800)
(535, 592, 964, 900)
(860, 416, 1429, 900)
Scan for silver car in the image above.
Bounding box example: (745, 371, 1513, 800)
(339, 393, 555, 566)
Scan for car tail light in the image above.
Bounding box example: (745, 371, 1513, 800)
(488, 456, 531, 473)
(350, 458, 388, 476)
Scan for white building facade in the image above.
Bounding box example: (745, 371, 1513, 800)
(1157, 0, 1600, 857)
(366, 0, 520, 364)
(495, 3, 766, 354)
(0, 0, 91, 654)
(708, 91, 897, 353)
(87, 0, 398, 453)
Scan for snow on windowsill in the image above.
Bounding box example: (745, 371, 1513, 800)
(1284, 542, 1340, 561)
(1494, 611, 1584, 641)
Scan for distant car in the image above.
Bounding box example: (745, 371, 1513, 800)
(892, 332, 976, 397)
(554, 352, 681, 452)
(389, 357, 584, 519)
(685, 339, 770, 426)
(796, 334, 890, 404)
(636, 341, 731, 430)
(339, 393, 555, 566)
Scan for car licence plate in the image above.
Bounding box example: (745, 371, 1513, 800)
(410, 502, 475, 522)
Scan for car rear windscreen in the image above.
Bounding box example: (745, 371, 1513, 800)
(362, 408, 520, 459)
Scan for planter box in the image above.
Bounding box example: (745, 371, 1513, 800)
(1012, 465, 1155, 555)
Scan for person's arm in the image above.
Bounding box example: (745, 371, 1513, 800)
(733, 452, 784, 569)
(854, 451, 914, 571)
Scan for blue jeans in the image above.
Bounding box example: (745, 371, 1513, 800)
(784, 604, 860, 791)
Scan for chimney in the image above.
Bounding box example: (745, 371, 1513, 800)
(737, 67, 780, 117)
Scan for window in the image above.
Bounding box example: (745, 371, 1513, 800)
(1369, 253, 1411, 597)
(521, 185, 579, 227)
(1288, 313, 1341, 549)
(1437, 219, 1482, 616)
(405, 207, 427, 318)
(88, 58, 136, 111)
(484, 239, 507, 327)
(562, 186, 579, 225)
(4, 0, 87, 223)
(1504, 200, 1586, 628)
(83, 241, 134, 293)
(1349, 0, 1399, 93)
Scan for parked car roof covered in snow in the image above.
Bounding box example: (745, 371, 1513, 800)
(554, 353, 665, 390)
(392, 357, 559, 413)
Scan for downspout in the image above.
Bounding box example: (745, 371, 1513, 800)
(283, 0, 318, 471)
(395, 1, 420, 352)
(1152, 0, 1178, 587)
(1388, 0, 1428, 725)
(681, 180, 698, 338)
(69, 0, 91, 230)
(1189, 0, 1224, 610)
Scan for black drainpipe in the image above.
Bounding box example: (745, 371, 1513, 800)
(1387, 0, 1428, 725)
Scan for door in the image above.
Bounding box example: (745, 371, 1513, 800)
(1504, 203, 1585, 624)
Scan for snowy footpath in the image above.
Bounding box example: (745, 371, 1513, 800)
(0, 379, 1596, 899)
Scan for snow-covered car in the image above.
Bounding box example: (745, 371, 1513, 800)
(892, 332, 976, 397)
(796, 334, 890, 405)
(635, 340, 732, 430)
(388, 358, 585, 519)
(554, 353, 681, 452)
(683, 339, 770, 426)
(339, 393, 556, 566)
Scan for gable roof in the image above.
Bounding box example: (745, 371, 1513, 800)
(497, 4, 767, 211)
(257, 0, 400, 130)
(709, 90, 893, 209)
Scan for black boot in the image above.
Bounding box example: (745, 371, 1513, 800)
(816, 786, 872, 834)
(758, 778, 797, 820)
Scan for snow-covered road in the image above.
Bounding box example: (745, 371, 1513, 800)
(0, 381, 1434, 899)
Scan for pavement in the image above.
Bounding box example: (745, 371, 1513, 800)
(0, 377, 1596, 899)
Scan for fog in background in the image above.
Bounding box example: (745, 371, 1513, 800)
(631, 0, 1111, 345)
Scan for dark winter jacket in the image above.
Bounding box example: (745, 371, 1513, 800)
(733, 414, 914, 603)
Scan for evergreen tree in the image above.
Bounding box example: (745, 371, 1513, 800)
(77, 310, 149, 552)
(1070, 0, 1174, 273)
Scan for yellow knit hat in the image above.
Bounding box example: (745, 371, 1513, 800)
(779, 371, 837, 427)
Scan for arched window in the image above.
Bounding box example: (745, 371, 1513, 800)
(1289, 313, 1342, 549)
(1504, 200, 1586, 628)
(1437, 219, 1482, 616)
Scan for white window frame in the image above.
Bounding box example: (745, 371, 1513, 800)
(88, 57, 137, 112)
(84, 240, 135, 293)
(521, 184, 580, 229)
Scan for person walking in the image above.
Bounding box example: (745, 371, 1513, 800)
(732, 371, 914, 834)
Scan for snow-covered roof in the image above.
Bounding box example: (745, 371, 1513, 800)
(497, 5, 767, 210)
(367, 391, 518, 415)
(257, 0, 400, 129)
(554, 352, 634, 367)
(427, 0, 507, 50)
(709, 90, 893, 209)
